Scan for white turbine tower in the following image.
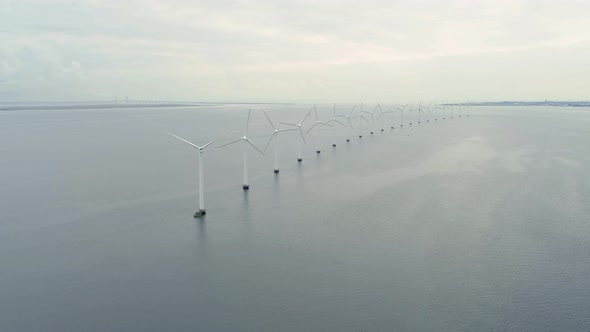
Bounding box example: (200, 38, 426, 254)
(305, 105, 331, 154)
(326, 104, 347, 147)
(167, 131, 227, 217)
(263, 111, 297, 173)
(281, 109, 311, 162)
(218, 109, 266, 190)
(336, 105, 356, 142)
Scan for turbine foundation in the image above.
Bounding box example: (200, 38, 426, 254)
(243, 184, 249, 190)
(297, 158, 302, 162)
(332, 144, 336, 147)
(274, 169, 279, 173)
(316, 150, 320, 154)
(194, 210, 205, 218)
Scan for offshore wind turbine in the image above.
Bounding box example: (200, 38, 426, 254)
(305, 105, 331, 154)
(263, 111, 297, 173)
(167, 131, 227, 217)
(353, 103, 370, 138)
(362, 104, 379, 134)
(378, 106, 394, 130)
(336, 105, 356, 142)
(326, 104, 347, 147)
(218, 109, 266, 190)
(281, 109, 311, 162)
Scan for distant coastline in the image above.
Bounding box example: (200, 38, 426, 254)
(446, 101, 590, 107)
(2, 100, 589, 111)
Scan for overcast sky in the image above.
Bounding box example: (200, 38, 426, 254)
(1, 0, 589, 102)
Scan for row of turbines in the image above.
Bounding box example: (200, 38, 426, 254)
(168, 103, 471, 217)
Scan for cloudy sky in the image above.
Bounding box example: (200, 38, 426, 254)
(1, 0, 589, 102)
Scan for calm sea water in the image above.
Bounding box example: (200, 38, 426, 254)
(1, 105, 589, 331)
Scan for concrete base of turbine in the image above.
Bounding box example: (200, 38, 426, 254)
(332, 144, 336, 147)
(370, 131, 374, 134)
(400, 124, 403, 127)
(409, 123, 412, 125)
(316, 150, 320, 154)
(243, 184, 249, 190)
(359, 135, 363, 138)
(346, 139, 350, 142)
(194, 209, 205, 218)
(426, 120, 429, 122)
(391, 126, 394, 129)
(381, 129, 384, 132)
(297, 158, 302, 162)
(274, 169, 279, 173)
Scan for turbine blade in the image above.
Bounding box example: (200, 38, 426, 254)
(217, 137, 244, 148)
(299, 109, 312, 125)
(246, 139, 265, 156)
(202, 130, 231, 149)
(348, 118, 354, 129)
(263, 110, 276, 130)
(280, 122, 298, 127)
(264, 132, 277, 152)
(313, 105, 319, 121)
(348, 105, 357, 116)
(167, 132, 201, 149)
(305, 122, 318, 134)
(335, 119, 347, 127)
(278, 128, 298, 132)
(299, 128, 307, 144)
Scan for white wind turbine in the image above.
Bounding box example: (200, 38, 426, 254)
(353, 103, 370, 138)
(263, 111, 297, 174)
(326, 104, 347, 147)
(362, 104, 380, 134)
(167, 131, 227, 217)
(336, 105, 357, 142)
(281, 109, 311, 162)
(218, 109, 266, 190)
(399, 104, 410, 127)
(378, 106, 394, 130)
(305, 105, 331, 154)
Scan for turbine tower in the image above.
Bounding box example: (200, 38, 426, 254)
(167, 131, 226, 217)
(281, 109, 311, 162)
(263, 111, 297, 173)
(218, 109, 265, 190)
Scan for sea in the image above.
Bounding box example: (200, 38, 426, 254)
(1, 104, 589, 331)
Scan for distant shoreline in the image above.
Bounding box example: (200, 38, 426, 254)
(0, 102, 295, 111)
(1, 101, 589, 111)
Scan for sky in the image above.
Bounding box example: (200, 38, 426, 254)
(1, 0, 590, 103)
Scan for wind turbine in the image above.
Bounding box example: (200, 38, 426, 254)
(451, 105, 455, 119)
(281, 109, 311, 162)
(305, 105, 331, 154)
(353, 103, 370, 138)
(362, 104, 379, 134)
(459, 105, 462, 118)
(399, 104, 410, 127)
(218, 109, 266, 190)
(336, 105, 356, 142)
(167, 131, 227, 217)
(263, 111, 297, 174)
(326, 104, 347, 147)
(378, 106, 394, 130)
